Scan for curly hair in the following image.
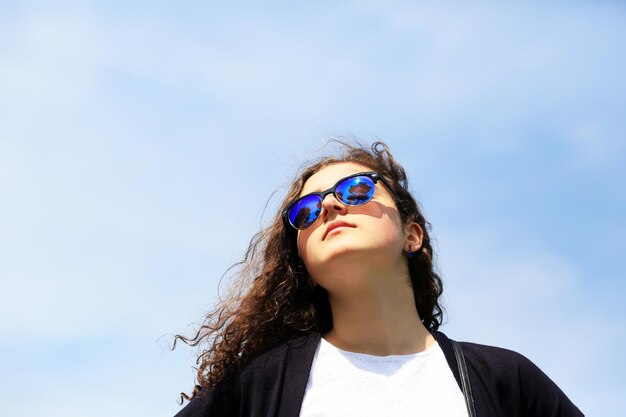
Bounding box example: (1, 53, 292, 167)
(174, 140, 444, 401)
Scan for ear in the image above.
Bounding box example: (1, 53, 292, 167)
(404, 222, 424, 253)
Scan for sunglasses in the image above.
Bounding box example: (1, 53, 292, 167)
(282, 171, 400, 230)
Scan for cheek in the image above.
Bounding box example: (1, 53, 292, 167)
(296, 227, 314, 259)
(370, 219, 406, 247)
(296, 226, 330, 270)
(361, 212, 408, 253)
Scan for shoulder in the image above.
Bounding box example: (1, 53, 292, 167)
(458, 341, 551, 394)
(173, 380, 236, 417)
(173, 335, 319, 417)
(457, 340, 584, 417)
(459, 340, 566, 393)
(459, 340, 539, 375)
(433, 331, 539, 386)
(240, 332, 320, 378)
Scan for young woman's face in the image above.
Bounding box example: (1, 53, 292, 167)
(296, 162, 412, 290)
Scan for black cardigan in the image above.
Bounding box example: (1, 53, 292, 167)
(175, 331, 584, 417)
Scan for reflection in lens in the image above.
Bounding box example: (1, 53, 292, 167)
(290, 195, 322, 229)
(337, 176, 374, 205)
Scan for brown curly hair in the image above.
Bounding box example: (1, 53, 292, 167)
(174, 140, 444, 401)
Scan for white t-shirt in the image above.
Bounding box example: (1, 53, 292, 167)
(299, 338, 469, 417)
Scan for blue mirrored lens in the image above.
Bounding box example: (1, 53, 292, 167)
(335, 176, 375, 205)
(289, 194, 322, 229)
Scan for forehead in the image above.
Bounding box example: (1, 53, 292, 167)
(300, 162, 373, 195)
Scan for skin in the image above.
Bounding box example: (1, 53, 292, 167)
(296, 162, 436, 356)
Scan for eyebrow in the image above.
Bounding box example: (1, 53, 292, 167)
(300, 179, 328, 195)
(301, 178, 335, 195)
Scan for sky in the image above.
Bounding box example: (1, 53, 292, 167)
(0, 1, 624, 416)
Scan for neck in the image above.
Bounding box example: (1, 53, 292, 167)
(323, 275, 436, 356)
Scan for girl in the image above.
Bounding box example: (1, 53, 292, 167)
(174, 141, 583, 417)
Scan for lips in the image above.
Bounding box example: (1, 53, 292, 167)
(323, 220, 356, 240)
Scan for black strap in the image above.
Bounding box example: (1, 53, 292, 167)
(451, 340, 477, 417)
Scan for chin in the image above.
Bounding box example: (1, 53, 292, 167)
(311, 244, 388, 271)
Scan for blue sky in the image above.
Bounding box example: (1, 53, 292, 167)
(1, 1, 624, 416)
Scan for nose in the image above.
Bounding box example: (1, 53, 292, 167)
(320, 193, 347, 221)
